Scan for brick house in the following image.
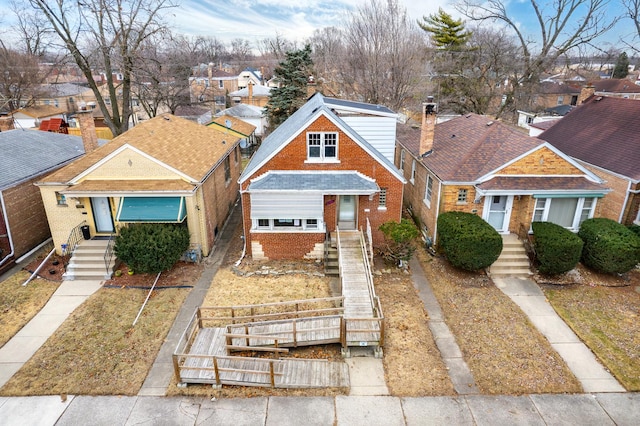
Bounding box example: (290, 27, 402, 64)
(0, 123, 87, 275)
(539, 95, 640, 225)
(239, 93, 406, 260)
(36, 111, 241, 262)
(396, 102, 609, 244)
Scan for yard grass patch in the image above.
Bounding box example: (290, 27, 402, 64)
(0, 287, 189, 396)
(418, 251, 582, 395)
(0, 271, 59, 347)
(543, 284, 640, 390)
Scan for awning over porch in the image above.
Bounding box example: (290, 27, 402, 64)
(247, 171, 379, 195)
(475, 176, 609, 197)
(116, 197, 187, 222)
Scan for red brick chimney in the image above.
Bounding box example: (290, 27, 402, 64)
(0, 116, 15, 132)
(76, 107, 99, 153)
(420, 97, 437, 156)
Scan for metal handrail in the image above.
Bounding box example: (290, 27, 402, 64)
(359, 228, 378, 309)
(62, 220, 87, 259)
(103, 232, 116, 275)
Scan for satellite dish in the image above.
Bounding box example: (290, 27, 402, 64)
(225, 119, 232, 129)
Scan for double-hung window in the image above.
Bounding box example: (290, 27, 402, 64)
(532, 197, 597, 230)
(424, 176, 433, 208)
(307, 132, 337, 161)
(410, 160, 416, 184)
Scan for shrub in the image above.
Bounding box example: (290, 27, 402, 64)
(578, 218, 640, 274)
(437, 212, 502, 271)
(114, 223, 190, 274)
(628, 224, 640, 239)
(378, 219, 420, 265)
(531, 222, 583, 275)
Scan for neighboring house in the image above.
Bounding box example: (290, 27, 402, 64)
(539, 95, 640, 225)
(530, 81, 582, 111)
(207, 115, 258, 155)
(189, 64, 238, 109)
(35, 83, 96, 114)
(174, 105, 212, 125)
(36, 112, 242, 262)
(238, 67, 263, 89)
(396, 103, 609, 244)
(591, 79, 640, 100)
(215, 104, 266, 137)
(0, 127, 88, 275)
(11, 105, 66, 129)
(229, 83, 271, 108)
(238, 93, 405, 260)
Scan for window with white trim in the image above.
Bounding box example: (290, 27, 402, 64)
(253, 218, 323, 231)
(400, 149, 406, 173)
(55, 192, 67, 206)
(532, 197, 597, 230)
(224, 156, 231, 182)
(424, 175, 433, 208)
(557, 95, 564, 105)
(457, 189, 468, 203)
(218, 80, 224, 89)
(379, 188, 387, 208)
(307, 132, 337, 161)
(410, 160, 416, 184)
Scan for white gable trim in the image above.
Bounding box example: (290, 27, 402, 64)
(476, 142, 603, 184)
(70, 144, 197, 184)
(239, 109, 404, 185)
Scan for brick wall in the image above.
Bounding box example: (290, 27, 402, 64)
(501, 146, 582, 175)
(241, 114, 403, 259)
(251, 232, 325, 259)
(577, 162, 636, 224)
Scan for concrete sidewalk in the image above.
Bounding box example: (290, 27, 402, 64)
(493, 277, 625, 393)
(0, 392, 638, 425)
(0, 280, 102, 388)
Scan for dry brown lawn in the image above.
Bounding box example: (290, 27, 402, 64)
(375, 272, 454, 396)
(417, 250, 582, 395)
(0, 285, 190, 396)
(0, 271, 60, 347)
(543, 279, 640, 391)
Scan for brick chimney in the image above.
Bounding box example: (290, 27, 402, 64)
(578, 84, 596, 104)
(76, 107, 99, 153)
(420, 97, 437, 156)
(0, 116, 15, 132)
(248, 81, 254, 105)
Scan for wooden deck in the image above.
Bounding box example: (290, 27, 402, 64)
(175, 327, 349, 388)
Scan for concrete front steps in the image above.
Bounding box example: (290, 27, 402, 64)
(63, 239, 116, 281)
(489, 234, 532, 278)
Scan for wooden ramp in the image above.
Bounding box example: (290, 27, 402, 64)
(175, 327, 349, 388)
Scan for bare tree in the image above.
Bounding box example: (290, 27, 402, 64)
(456, 0, 618, 116)
(623, 0, 640, 38)
(0, 44, 45, 111)
(10, 1, 54, 57)
(308, 27, 347, 96)
(27, 0, 177, 136)
(339, 0, 426, 109)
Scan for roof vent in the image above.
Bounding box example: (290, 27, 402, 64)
(163, 115, 171, 120)
(486, 121, 494, 126)
(595, 96, 603, 101)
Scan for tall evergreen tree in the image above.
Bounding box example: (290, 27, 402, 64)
(418, 8, 472, 50)
(613, 52, 630, 78)
(264, 45, 314, 130)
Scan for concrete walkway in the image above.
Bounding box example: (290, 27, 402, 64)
(0, 280, 102, 388)
(493, 277, 625, 393)
(139, 200, 242, 396)
(1, 392, 638, 425)
(409, 257, 480, 394)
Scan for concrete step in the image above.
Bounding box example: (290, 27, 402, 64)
(492, 260, 531, 269)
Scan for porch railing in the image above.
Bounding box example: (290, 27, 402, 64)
(104, 232, 116, 275)
(62, 220, 87, 257)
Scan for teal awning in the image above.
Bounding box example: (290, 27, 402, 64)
(116, 197, 187, 223)
(533, 193, 605, 199)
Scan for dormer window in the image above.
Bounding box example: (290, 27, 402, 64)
(307, 132, 338, 161)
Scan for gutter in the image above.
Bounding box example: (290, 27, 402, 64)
(621, 183, 640, 223)
(0, 192, 15, 268)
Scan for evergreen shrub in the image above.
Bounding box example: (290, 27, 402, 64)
(437, 212, 502, 271)
(114, 223, 190, 274)
(578, 218, 640, 274)
(531, 221, 583, 275)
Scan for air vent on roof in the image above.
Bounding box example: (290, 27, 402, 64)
(595, 96, 603, 101)
(486, 121, 494, 126)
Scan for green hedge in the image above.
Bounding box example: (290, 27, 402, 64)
(629, 224, 640, 239)
(115, 223, 191, 274)
(578, 218, 640, 274)
(437, 212, 502, 271)
(531, 221, 583, 275)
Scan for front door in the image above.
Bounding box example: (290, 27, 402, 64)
(338, 195, 357, 230)
(485, 195, 513, 233)
(91, 197, 114, 233)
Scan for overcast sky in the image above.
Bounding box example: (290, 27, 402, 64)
(0, 0, 635, 52)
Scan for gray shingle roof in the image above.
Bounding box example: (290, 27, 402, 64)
(248, 171, 379, 193)
(215, 104, 263, 118)
(240, 93, 403, 183)
(0, 130, 86, 189)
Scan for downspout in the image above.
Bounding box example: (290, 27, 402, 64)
(432, 180, 442, 245)
(0, 192, 15, 268)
